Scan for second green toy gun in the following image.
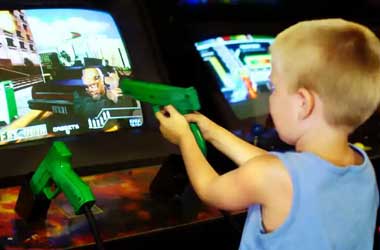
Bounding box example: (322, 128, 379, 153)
(15, 141, 95, 221)
(120, 79, 207, 155)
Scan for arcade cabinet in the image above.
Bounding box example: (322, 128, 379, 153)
(0, 1, 239, 249)
(0, 0, 172, 176)
(143, 0, 380, 248)
(142, 0, 296, 168)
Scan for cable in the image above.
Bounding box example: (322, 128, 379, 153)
(83, 204, 105, 250)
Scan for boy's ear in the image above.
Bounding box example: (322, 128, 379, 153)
(296, 88, 314, 120)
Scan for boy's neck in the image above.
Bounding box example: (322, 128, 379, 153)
(295, 127, 362, 166)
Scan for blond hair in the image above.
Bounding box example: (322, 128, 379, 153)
(270, 18, 380, 130)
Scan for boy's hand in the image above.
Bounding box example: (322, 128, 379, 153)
(185, 112, 219, 141)
(155, 105, 193, 145)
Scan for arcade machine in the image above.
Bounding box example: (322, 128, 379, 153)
(142, 0, 380, 248)
(142, 0, 295, 168)
(193, 33, 290, 149)
(0, 1, 236, 249)
(0, 0, 171, 177)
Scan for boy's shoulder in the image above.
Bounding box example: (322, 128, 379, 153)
(243, 153, 287, 172)
(238, 153, 293, 207)
(241, 153, 291, 189)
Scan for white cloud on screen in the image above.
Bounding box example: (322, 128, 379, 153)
(28, 16, 111, 52)
(27, 15, 130, 68)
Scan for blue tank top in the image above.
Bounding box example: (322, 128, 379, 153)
(239, 145, 379, 250)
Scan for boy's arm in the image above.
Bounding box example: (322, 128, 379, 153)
(185, 113, 268, 166)
(208, 124, 268, 166)
(156, 105, 291, 210)
(179, 130, 292, 211)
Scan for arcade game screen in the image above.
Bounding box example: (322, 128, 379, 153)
(0, 9, 143, 146)
(194, 34, 274, 120)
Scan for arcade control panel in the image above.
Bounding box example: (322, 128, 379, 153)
(242, 112, 380, 157)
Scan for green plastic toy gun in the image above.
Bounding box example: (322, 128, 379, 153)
(15, 141, 95, 221)
(120, 78, 207, 155)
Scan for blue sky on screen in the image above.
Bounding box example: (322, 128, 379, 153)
(24, 8, 130, 68)
(25, 9, 122, 52)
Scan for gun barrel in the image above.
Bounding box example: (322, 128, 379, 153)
(30, 141, 71, 196)
(120, 78, 207, 155)
(120, 78, 201, 113)
(30, 141, 96, 215)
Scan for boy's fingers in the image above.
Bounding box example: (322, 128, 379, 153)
(155, 111, 165, 121)
(185, 113, 198, 122)
(163, 105, 180, 115)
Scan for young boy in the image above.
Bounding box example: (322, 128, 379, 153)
(155, 18, 380, 249)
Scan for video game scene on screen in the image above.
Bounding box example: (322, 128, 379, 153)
(195, 34, 273, 120)
(0, 9, 143, 146)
